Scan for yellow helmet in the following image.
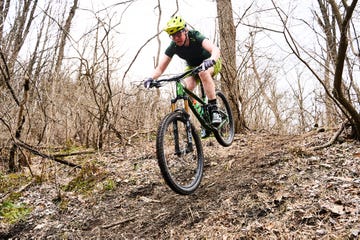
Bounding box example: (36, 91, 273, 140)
(164, 16, 186, 35)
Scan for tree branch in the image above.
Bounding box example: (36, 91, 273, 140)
(13, 139, 82, 168)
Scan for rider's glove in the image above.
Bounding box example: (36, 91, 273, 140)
(143, 77, 154, 89)
(201, 59, 216, 70)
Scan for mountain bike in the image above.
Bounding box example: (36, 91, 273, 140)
(148, 65, 234, 195)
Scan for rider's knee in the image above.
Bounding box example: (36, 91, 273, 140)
(199, 70, 214, 83)
(185, 77, 197, 90)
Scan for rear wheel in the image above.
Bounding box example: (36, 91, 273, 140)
(213, 91, 235, 147)
(156, 111, 204, 195)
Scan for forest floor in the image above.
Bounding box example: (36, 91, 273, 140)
(1, 128, 360, 239)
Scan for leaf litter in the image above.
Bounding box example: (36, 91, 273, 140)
(0, 130, 360, 239)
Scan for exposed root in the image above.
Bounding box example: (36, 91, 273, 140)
(309, 120, 348, 151)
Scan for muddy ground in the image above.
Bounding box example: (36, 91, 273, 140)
(1, 130, 360, 239)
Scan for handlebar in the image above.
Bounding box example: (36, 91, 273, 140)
(149, 65, 204, 88)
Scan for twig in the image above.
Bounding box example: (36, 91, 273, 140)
(101, 217, 136, 229)
(0, 180, 35, 203)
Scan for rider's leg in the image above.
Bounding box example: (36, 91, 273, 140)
(198, 68, 221, 126)
(184, 76, 199, 105)
(185, 75, 211, 138)
(184, 76, 197, 91)
(198, 68, 216, 99)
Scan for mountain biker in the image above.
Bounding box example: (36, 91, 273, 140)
(144, 16, 222, 138)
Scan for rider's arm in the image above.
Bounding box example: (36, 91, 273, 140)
(151, 55, 172, 79)
(202, 39, 220, 62)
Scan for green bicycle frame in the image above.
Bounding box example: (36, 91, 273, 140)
(171, 81, 212, 132)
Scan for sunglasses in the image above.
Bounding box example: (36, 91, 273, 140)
(169, 30, 185, 39)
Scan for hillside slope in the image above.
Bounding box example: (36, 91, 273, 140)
(1, 130, 360, 239)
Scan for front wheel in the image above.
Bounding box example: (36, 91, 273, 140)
(156, 111, 204, 195)
(213, 91, 235, 147)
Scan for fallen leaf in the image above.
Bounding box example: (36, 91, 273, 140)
(320, 201, 345, 215)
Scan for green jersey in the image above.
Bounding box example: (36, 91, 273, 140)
(165, 30, 211, 67)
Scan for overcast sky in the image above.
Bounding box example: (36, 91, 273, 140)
(74, 0, 220, 79)
(68, 0, 321, 88)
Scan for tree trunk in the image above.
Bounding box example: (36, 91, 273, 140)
(330, 0, 360, 139)
(216, 0, 246, 132)
(9, 77, 30, 172)
(55, 0, 78, 73)
(0, 1, 37, 171)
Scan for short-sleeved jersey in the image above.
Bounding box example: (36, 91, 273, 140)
(165, 30, 211, 67)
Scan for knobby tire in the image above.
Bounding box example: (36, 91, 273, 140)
(213, 91, 235, 147)
(156, 111, 204, 195)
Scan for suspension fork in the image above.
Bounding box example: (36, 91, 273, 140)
(171, 98, 193, 155)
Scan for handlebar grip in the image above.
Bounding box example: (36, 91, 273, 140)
(150, 81, 161, 88)
(192, 65, 203, 75)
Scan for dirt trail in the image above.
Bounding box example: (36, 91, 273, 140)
(1, 131, 360, 239)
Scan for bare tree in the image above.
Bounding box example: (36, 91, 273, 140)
(329, 0, 360, 139)
(77, 31, 113, 149)
(55, 0, 78, 73)
(0, 0, 38, 172)
(272, 0, 360, 139)
(0, 0, 81, 172)
(248, 33, 284, 132)
(216, 0, 246, 132)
